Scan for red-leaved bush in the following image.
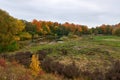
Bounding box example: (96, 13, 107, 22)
(0, 58, 6, 67)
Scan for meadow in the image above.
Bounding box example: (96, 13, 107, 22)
(0, 35, 119, 80)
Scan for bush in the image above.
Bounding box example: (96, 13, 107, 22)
(63, 61, 81, 78)
(41, 57, 54, 73)
(60, 36, 69, 41)
(41, 57, 65, 74)
(0, 46, 3, 53)
(88, 69, 105, 80)
(0, 42, 19, 52)
(20, 32, 32, 40)
(60, 49, 68, 55)
(0, 53, 10, 59)
(14, 36, 20, 41)
(14, 51, 32, 67)
(83, 60, 120, 80)
(30, 54, 42, 76)
(37, 50, 49, 60)
(105, 60, 120, 80)
(68, 33, 79, 39)
(112, 27, 120, 36)
(0, 58, 6, 67)
(36, 48, 53, 60)
(41, 57, 81, 79)
(6, 41, 19, 51)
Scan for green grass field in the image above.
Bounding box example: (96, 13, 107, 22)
(19, 35, 119, 72)
(8, 35, 120, 71)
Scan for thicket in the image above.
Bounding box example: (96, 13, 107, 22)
(0, 50, 120, 80)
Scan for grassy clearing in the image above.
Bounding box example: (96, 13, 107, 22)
(22, 35, 119, 72)
(1, 35, 120, 80)
(6, 35, 120, 72)
(92, 35, 120, 47)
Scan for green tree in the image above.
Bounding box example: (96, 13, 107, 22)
(112, 27, 120, 36)
(23, 20, 37, 42)
(0, 9, 25, 52)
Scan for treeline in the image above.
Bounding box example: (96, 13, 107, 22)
(90, 24, 120, 36)
(23, 20, 120, 40)
(23, 19, 89, 40)
(0, 9, 120, 52)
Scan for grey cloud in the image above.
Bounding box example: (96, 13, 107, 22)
(0, 0, 120, 27)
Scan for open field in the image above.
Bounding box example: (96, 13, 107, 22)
(0, 35, 120, 80)
(14, 35, 120, 72)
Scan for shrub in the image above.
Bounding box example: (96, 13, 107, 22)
(41, 57, 65, 74)
(0, 41, 19, 52)
(112, 27, 120, 36)
(6, 41, 19, 51)
(0, 46, 3, 53)
(37, 48, 53, 60)
(68, 33, 79, 39)
(41, 57, 81, 79)
(20, 32, 32, 40)
(14, 51, 32, 67)
(30, 54, 43, 76)
(88, 69, 105, 80)
(14, 36, 20, 41)
(37, 50, 48, 60)
(105, 60, 120, 80)
(60, 36, 69, 41)
(41, 57, 54, 73)
(0, 53, 10, 59)
(63, 61, 81, 78)
(83, 60, 120, 80)
(0, 58, 6, 67)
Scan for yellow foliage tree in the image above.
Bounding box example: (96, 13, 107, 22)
(0, 9, 25, 52)
(30, 54, 42, 76)
(20, 32, 32, 40)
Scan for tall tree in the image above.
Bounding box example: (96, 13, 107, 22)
(23, 20, 37, 42)
(0, 9, 25, 52)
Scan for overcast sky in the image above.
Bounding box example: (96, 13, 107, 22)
(0, 0, 120, 27)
